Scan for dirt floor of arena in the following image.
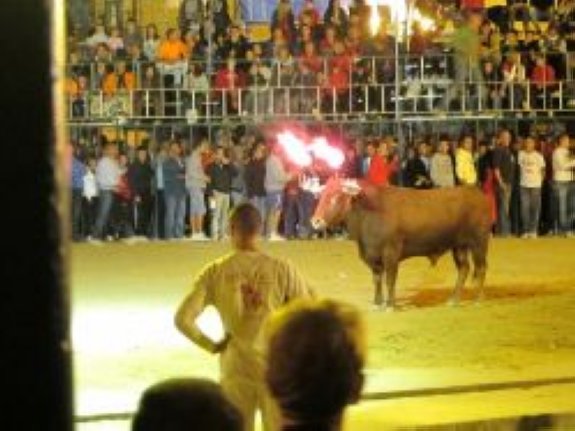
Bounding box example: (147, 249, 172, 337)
(72, 238, 575, 429)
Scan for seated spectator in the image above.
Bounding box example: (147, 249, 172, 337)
(182, 29, 201, 59)
(319, 26, 338, 57)
(501, 51, 527, 109)
(102, 61, 136, 96)
(127, 43, 147, 65)
(324, 0, 349, 37)
(223, 24, 250, 60)
(66, 74, 90, 118)
(265, 299, 366, 431)
(107, 26, 125, 55)
(137, 63, 162, 116)
(143, 23, 160, 61)
(132, 378, 243, 431)
(93, 42, 112, 63)
(86, 23, 109, 48)
(298, 41, 323, 75)
(157, 28, 189, 87)
(530, 54, 557, 108)
(214, 57, 246, 115)
(267, 28, 289, 59)
(124, 18, 142, 50)
(294, 24, 316, 56)
(187, 63, 210, 113)
(271, 0, 297, 46)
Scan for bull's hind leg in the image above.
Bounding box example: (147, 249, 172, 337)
(384, 258, 399, 311)
(471, 241, 488, 302)
(450, 247, 470, 306)
(372, 269, 383, 307)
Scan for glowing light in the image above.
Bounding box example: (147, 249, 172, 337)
(369, 5, 381, 36)
(195, 305, 225, 344)
(411, 8, 436, 33)
(277, 131, 312, 167)
(310, 137, 345, 169)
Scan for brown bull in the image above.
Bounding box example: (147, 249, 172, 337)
(311, 178, 492, 309)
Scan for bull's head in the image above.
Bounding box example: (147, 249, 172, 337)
(311, 177, 362, 230)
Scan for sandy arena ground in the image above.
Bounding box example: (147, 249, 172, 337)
(72, 238, 575, 429)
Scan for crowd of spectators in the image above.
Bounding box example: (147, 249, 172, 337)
(70, 125, 575, 243)
(65, 0, 575, 120)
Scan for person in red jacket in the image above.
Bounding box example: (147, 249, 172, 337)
(366, 141, 398, 187)
(530, 54, 557, 109)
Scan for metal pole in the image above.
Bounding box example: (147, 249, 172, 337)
(206, 0, 213, 144)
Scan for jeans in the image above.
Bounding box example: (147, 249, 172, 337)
(71, 189, 83, 241)
(554, 181, 575, 234)
(520, 187, 542, 235)
(284, 193, 303, 239)
(231, 191, 246, 207)
(164, 192, 186, 239)
(93, 190, 115, 239)
(249, 196, 266, 233)
(496, 183, 512, 236)
(211, 191, 231, 240)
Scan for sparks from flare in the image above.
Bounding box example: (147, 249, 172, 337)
(276, 131, 345, 170)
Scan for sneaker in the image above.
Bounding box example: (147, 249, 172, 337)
(194, 233, 209, 241)
(268, 233, 285, 242)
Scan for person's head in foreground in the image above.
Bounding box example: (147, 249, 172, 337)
(229, 203, 262, 250)
(266, 299, 366, 431)
(132, 378, 243, 431)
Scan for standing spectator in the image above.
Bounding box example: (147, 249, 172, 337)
(430, 139, 456, 188)
(283, 171, 303, 240)
(265, 299, 365, 431)
(175, 203, 314, 431)
(265, 144, 291, 240)
(93, 142, 121, 240)
(271, 0, 297, 46)
(82, 156, 98, 239)
(163, 141, 187, 240)
(114, 154, 135, 240)
(518, 136, 546, 238)
(441, 12, 486, 111)
(245, 141, 268, 222)
(552, 134, 575, 236)
(153, 143, 169, 239)
(365, 141, 398, 187)
(143, 24, 160, 61)
(128, 146, 154, 238)
(477, 142, 498, 225)
(324, 0, 349, 37)
(455, 135, 478, 186)
(493, 129, 516, 236)
(71, 145, 86, 241)
(405, 142, 433, 189)
(186, 139, 210, 240)
(207, 146, 237, 241)
(230, 145, 247, 207)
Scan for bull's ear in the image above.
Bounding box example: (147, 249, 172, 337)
(342, 179, 362, 196)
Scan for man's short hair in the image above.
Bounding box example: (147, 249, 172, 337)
(266, 299, 366, 424)
(229, 203, 262, 237)
(132, 378, 243, 431)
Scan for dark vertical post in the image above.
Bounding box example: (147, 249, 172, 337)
(0, 1, 73, 431)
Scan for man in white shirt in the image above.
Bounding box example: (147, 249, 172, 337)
(175, 203, 314, 431)
(93, 142, 121, 240)
(552, 133, 575, 236)
(518, 136, 546, 238)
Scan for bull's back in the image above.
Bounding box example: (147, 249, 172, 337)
(371, 187, 491, 255)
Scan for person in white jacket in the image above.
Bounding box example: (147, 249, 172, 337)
(552, 133, 575, 236)
(518, 136, 546, 238)
(175, 204, 314, 431)
(82, 157, 99, 239)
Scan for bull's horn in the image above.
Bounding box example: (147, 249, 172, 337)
(342, 179, 361, 195)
